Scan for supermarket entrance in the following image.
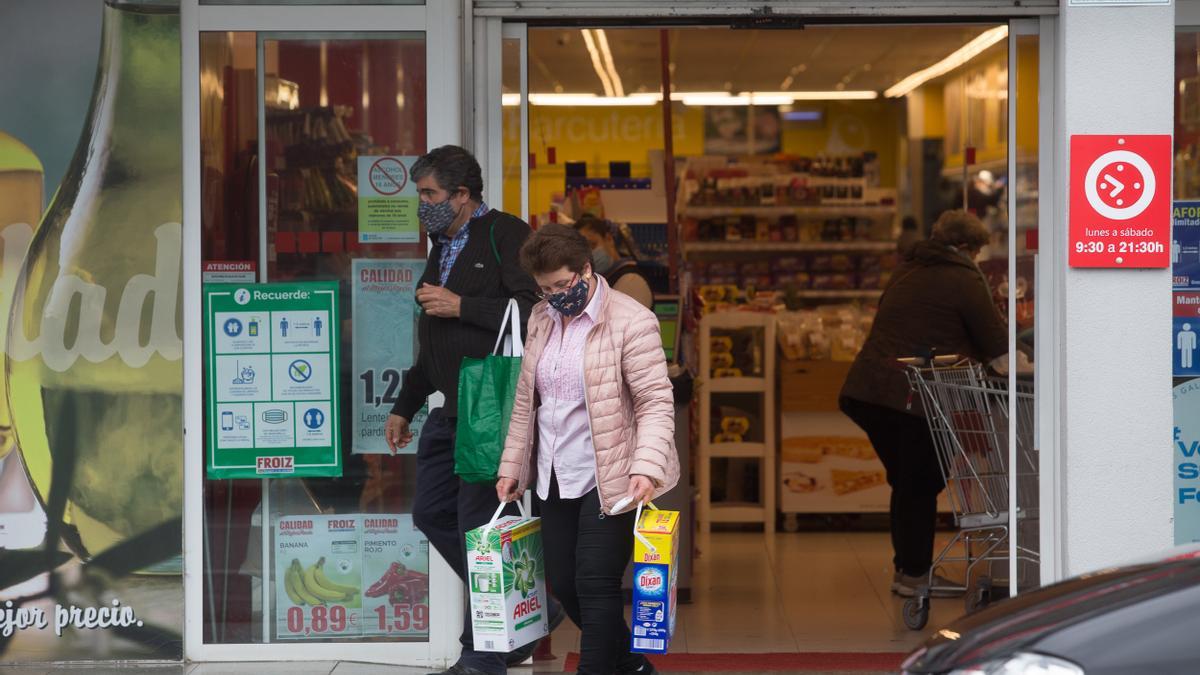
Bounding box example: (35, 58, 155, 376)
(478, 11, 1053, 660)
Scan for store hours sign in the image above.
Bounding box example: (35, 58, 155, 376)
(204, 282, 342, 479)
(1069, 134, 1172, 268)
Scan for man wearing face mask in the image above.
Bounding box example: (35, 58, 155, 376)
(573, 215, 654, 310)
(383, 146, 557, 675)
(839, 209, 1007, 601)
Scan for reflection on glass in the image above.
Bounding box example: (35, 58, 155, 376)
(201, 30, 429, 645)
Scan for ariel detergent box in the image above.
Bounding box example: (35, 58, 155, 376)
(630, 509, 680, 654)
(465, 514, 550, 652)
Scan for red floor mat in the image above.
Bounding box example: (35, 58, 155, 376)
(562, 651, 908, 672)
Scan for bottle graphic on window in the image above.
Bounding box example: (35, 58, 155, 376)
(0, 131, 45, 549)
(7, 0, 183, 561)
(248, 317, 259, 337)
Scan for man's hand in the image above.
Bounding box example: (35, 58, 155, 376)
(496, 477, 521, 503)
(627, 474, 656, 507)
(385, 414, 413, 455)
(416, 283, 461, 318)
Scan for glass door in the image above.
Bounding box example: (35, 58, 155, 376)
(183, 1, 462, 665)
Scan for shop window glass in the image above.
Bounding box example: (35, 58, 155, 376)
(199, 30, 429, 645)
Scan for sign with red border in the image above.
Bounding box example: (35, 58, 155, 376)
(1069, 134, 1171, 268)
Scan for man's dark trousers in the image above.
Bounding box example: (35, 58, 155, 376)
(413, 407, 510, 674)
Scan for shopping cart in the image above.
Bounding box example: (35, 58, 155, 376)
(899, 356, 1039, 630)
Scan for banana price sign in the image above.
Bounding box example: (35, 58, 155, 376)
(274, 514, 430, 641)
(275, 515, 363, 639)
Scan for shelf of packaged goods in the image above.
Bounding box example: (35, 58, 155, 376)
(680, 205, 897, 219)
(709, 503, 767, 523)
(708, 442, 768, 459)
(794, 290, 884, 300)
(705, 376, 769, 393)
(683, 240, 896, 254)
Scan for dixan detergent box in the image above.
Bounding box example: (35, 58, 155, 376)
(465, 513, 550, 652)
(630, 508, 680, 654)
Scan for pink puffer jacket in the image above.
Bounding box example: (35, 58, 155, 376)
(498, 276, 679, 514)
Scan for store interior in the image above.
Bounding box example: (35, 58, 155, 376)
(196, 19, 1041, 660)
(500, 22, 1041, 660)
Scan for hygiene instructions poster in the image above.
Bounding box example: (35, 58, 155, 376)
(204, 281, 342, 478)
(274, 515, 364, 640)
(273, 514, 429, 641)
(351, 259, 428, 454)
(358, 155, 419, 244)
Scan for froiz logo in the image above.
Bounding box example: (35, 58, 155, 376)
(4, 222, 183, 372)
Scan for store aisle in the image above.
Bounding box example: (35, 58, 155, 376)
(537, 530, 966, 671)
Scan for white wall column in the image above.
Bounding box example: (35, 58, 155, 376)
(1057, 0, 1174, 576)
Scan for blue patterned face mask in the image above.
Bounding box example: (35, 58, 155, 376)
(419, 195, 461, 236)
(547, 274, 589, 317)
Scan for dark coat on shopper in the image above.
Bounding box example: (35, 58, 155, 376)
(840, 239, 1008, 416)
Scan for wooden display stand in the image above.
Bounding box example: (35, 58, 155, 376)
(697, 311, 776, 555)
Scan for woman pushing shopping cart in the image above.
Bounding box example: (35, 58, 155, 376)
(840, 210, 1032, 629)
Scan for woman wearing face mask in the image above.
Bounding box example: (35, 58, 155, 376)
(574, 215, 654, 310)
(840, 209, 1008, 600)
(495, 224, 678, 675)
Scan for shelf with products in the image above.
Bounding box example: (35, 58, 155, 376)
(266, 105, 360, 223)
(679, 153, 891, 210)
(681, 205, 896, 219)
(683, 241, 895, 254)
(697, 312, 777, 551)
(691, 249, 898, 309)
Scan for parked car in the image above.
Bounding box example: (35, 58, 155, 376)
(901, 547, 1200, 674)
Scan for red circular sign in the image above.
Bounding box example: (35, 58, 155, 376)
(369, 157, 408, 196)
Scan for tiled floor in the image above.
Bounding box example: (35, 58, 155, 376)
(2, 531, 967, 674)
(540, 530, 965, 661)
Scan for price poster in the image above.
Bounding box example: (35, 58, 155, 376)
(273, 514, 429, 641)
(361, 514, 430, 638)
(358, 155, 420, 244)
(204, 282, 342, 478)
(275, 515, 364, 639)
(351, 259, 428, 454)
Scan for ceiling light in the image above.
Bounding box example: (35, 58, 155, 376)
(580, 29, 615, 97)
(593, 29, 625, 98)
(528, 93, 660, 106)
(884, 25, 1009, 98)
(517, 90, 879, 107)
(740, 90, 880, 101)
(678, 92, 749, 106)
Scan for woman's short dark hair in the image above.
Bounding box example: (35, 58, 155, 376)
(520, 223, 592, 276)
(931, 209, 990, 250)
(573, 215, 613, 240)
(411, 145, 484, 201)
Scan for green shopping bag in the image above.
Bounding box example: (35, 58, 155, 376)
(455, 298, 524, 483)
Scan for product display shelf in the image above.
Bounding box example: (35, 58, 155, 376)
(697, 311, 777, 556)
(794, 290, 884, 300)
(682, 240, 896, 255)
(681, 205, 896, 219)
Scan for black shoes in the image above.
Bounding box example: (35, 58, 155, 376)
(618, 661, 659, 675)
(426, 664, 492, 675)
